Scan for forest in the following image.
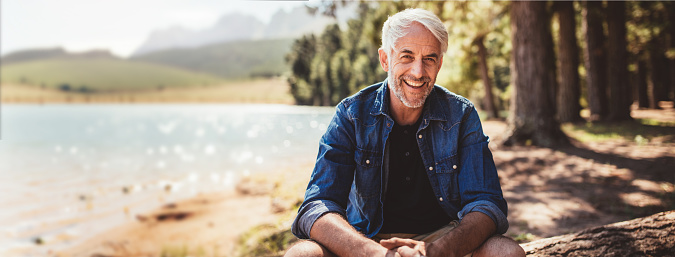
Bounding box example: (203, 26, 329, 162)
(286, 1, 675, 147)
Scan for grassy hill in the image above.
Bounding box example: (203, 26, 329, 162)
(130, 38, 294, 79)
(0, 58, 224, 92)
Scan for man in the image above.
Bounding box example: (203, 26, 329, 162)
(285, 8, 525, 257)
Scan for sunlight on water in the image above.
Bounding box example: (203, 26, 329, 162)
(0, 104, 335, 256)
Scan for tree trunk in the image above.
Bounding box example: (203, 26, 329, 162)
(606, 1, 633, 121)
(648, 38, 669, 109)
(637, 57, 649, 108)
(521, 210, 675, 256)
(555, 1, 583, 123)
(475, 35, 499, 119)
(503, 1, 568, 148)
(668, 2, 675, 103)
(582, 1, 609, 121)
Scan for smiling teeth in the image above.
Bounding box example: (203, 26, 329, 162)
(405, 80, 424, 87)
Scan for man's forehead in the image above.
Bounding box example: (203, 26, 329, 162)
(391, 23, 441, 54)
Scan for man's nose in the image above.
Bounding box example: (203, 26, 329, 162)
(410, 59, 425, 78)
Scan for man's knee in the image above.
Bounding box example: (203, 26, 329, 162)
(475, 235, 526, 257)
(284, 240, 336, 257)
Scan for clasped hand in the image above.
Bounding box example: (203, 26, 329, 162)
(381, 238, 426, 257)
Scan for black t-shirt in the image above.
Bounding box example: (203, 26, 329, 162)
(379, 118, 451, 234)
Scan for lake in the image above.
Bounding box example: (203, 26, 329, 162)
(0, 104, 335, 256)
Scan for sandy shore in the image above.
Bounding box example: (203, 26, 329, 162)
(55, 164, 312, 257)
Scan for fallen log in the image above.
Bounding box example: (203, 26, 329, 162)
(521, 210, 675, 256)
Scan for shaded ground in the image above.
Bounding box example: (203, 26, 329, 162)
(486, 103, 675, 242)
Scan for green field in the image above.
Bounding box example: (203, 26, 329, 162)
(0, 58, 224, 92)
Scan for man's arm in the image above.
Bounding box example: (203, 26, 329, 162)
(311, 213, 393, 257)
(425, 212, 496, 257)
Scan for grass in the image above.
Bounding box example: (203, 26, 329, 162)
(562, 119, 675, 144)
(0, 58, 224, 92)
(1, 78, 295, 104)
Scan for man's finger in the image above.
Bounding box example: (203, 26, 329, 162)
(380, 237, 418, 249)
(396, 246, 423, 257)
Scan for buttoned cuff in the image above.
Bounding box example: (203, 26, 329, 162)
(291, 200, 347, 239)
(457, 200, 509, 234)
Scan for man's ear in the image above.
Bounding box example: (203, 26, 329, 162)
(437, 55, 444, 72)
(378, 48, 389, 72)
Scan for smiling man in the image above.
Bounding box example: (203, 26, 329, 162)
(285, 9, 525, 257)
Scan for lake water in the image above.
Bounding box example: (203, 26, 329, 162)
(0, 104, 335, 256)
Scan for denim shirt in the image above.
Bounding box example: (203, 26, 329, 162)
(291, 80, 508, 239)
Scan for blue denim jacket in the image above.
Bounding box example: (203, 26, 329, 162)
(291, 80, 508, 239)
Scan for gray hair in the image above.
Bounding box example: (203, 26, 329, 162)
(381, 8, 448, 55)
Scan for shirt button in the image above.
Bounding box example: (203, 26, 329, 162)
(405, 152, 410, 157)
(439, 197, 444, 202)
(366, 159, 370, 164)
(405, 177, 411, 181)
(452, 165, 457, 169)
(418, 135, 423, 139)
(429, 167, 434, 171)
(404, 130, 408, 134)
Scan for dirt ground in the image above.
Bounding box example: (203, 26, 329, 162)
(486, 104, 675, 241)
(58, 105, 675, 256)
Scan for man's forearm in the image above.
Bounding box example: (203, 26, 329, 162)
(310, 212, 390, 257)
(425, 212, 497, 257)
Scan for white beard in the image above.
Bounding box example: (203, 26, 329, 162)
(388, 70, 433, 109)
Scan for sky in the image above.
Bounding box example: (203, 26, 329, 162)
(1, 0, 310, 57)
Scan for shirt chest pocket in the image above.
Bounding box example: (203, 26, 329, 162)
(434, 155, 461, 202)
(354, 148, 382, 198)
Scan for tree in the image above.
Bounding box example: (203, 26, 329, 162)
(606, 1, 632, 121)
(286, 34, 317, 105)
(555, 1, 583, 123)
(583, 1, 609, 121)
(474, 35, 499, 119)
(503, 1, 568, 147)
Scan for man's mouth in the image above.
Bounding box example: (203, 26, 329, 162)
(403, 79, 425, 88)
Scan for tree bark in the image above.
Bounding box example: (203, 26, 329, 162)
(503, 1, 568, 148)
(648, 38, 669, 109)
(475, 35, 499, 119)
(606, 1, 633, 121)
(582, 1, 609, 121)
(521, 210, 675, 256)
(637, 57, 649, 108)
(555, 1, 583, 123)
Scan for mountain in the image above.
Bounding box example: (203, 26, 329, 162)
(131, 6, 344, 56)
(131, 38, 294, 79)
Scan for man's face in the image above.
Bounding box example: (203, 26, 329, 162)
(379, 22, 443, 109)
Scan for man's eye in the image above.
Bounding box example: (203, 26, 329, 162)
(401, 55, 413, 60)
(424, 58, 436, 63)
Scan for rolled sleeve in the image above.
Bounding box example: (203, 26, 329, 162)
(457, 200, 509, 234)
(291, 199, 347, 239)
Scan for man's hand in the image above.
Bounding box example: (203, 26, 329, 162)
(380, 238, 426, 257)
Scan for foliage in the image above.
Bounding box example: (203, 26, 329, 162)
(0, 58, 223, 92)
(286, 1, 512, 107)
(286, 2, 391, 106)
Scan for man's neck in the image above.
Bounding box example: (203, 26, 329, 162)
(389, 93, 423, 126)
